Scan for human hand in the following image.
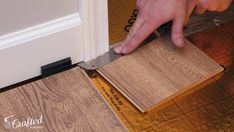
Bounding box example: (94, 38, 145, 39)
(195, 0, 232, 14)
(114, 0, 196, 54)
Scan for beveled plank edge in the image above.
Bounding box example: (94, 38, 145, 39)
(79, 68, 129, 131)
(98, 66, 223, 113)
(184, 39, 225, 70)
(97, 69, 147, 113)
(146, 67, 224, 112)
(97, 39, 224, 113)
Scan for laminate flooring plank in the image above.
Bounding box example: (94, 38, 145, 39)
(186, 96, 234, 131)
(0, 67, 127, 132)
(98, 38, 224, 112)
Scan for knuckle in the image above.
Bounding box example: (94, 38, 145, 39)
(173, 30, 183, 35)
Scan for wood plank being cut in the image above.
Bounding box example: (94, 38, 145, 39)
(98, 38, 224, 112)
(0, 67, 127, 132)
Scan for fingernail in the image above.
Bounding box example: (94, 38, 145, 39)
(114, 46, 122, 54)
(196, 7, 206, 14)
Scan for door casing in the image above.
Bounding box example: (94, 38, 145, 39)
(0, 0, 109, 88)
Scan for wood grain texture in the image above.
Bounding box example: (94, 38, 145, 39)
(92, 21, 234, 131)
(98, 38, 223, 112)
(0, 67, 127, 132)
(96, 1, 233, 130)
(186, 96, 234, 131)
(92, 75, 199, 132)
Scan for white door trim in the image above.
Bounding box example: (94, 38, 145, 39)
(0, 0, 109, 88)
(80, 0, 109, 61)
(0, 0, 109, 61)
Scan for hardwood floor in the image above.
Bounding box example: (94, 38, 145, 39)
(98, 38, 223, 112)
(0, 67, 127, 132)
(93, 20, 234, 131)
(0, 1, 232, 131)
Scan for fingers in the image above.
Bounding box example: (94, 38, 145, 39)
(114, 14, 145, 54)
(208, 0, 221, 11)
(115, 16, 162, 54)
(172, 16, 185, 47)
(195, 0, 207, 14)
(195, 0, 232, 14)
(114, 0, 190, 54)
(218, 0, 232, 11)
(123, 20, 161, 54)
(195, 6, 206, 14)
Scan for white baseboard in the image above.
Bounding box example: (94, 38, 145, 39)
(0, 0, 109, 88)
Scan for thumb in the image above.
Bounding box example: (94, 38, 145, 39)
(172, 17, 185, 47)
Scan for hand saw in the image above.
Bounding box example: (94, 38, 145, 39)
(79, 5, 234, 70)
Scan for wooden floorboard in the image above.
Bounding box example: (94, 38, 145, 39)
(98, 38, 223, 112)
(186, 96, 234, 131)
(0, 1, 232, 131)
(92, 75, 199, 132)
(92, 18, 234, 131)
(0, 67, 127, 132)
